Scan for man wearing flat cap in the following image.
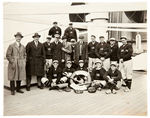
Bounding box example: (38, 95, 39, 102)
(74, 35, 88, 66)
(6, 32, 26, 95)
(64, 23, 77, 42)
(118, 36, 133, 92)
(109, 37, 119, 63)
(50, 33, 63, 64)
(95, 36, 111, 71)
(43, 36, 53, 74)
(26, 33, 45, 91)
(48, 22, 62, 38)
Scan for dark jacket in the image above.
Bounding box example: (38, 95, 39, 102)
(26, 41, 45, 76)
(43, 42, 53, 59)
(104, 69, 122, 82)
(95, 42, 111, 59)
(91, 67, 106, 81)
(64, 27, 77, 42)
(88, 41, 98, 58)
(109, 43, 119, 62)
(63, 67, 75, 73)
(47, 66, 62, 84)
(48, 26, 61, 38)
(51, 41, 63, 63)
(71, 45, 76, 61)
(74, 41, 88, 64)
(76, 66, 88, 71)
(118, 43, 133, 61)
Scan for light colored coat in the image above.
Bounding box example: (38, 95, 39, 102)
(6, 42, 26, 81)
(62, 42, 72, 61)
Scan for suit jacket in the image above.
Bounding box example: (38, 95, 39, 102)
(74, 41, 88, 64)
(26, 41, 45, 76)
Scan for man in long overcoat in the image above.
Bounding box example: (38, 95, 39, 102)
(26, 33, 45, 91)
(74, 36, 88, 66)
(6, 32, 26, 95)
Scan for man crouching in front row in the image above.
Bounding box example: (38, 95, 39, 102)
(47, 60, 72, 92)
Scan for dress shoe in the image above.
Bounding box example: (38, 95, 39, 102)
(16, 89, 24, 93)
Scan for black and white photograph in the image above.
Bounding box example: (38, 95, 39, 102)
(1, 0, 149, 117)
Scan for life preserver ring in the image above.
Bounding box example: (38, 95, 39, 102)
(70, 70, 91, 91)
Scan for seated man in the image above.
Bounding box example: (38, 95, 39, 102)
(104, 62, 122, 94)
(47, 60, 62, 90)
(76, 60, 88, 71)
(90, 59, 106, 91)
(60, 60, 75, 92)
(70, 70, 91, 94)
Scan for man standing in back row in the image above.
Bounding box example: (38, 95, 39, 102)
(64, 23, 77, 42)
(95, 36, 111, 71)
(48, 22, 62, 38)
(118, 36, 133, 92)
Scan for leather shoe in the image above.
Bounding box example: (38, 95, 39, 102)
(16, 89, 24, 93)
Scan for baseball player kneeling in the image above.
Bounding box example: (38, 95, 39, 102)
(104, 62, 122, 94)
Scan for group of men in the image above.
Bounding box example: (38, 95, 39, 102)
(6, 22, 133, 95)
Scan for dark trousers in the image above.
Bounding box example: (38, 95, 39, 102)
(10, 80, 22, 95)
(26, 76, 42, 87)
(124, 79, 132, 89)
(107, 82, 117, 91)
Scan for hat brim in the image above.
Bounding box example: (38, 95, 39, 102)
(110, 64, 117, 67)
(120, 37, 127, 40)
(14, 35, 23, 38)
(32, 35, 41, 38)
(47, 37, 51, 40)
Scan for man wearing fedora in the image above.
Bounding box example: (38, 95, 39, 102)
(74, 35, 88, 67)
(6, 32, 26, 95)
(64, 23, 77, 42)
(26, 33, 45, 91)
(48, 22, 62, 38)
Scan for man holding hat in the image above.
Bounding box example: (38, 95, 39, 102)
(48, 22, 62, 38)
(64, 23, 77, 42)
(95, 36, 111, 71)
(43, 36, 53, 73)
(6, 32, 26, 95)
(118, 36, 133, 92)
(26, 33, 45, 91)
(74, 35, 88, 67)
(109, 37, 119, 63)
